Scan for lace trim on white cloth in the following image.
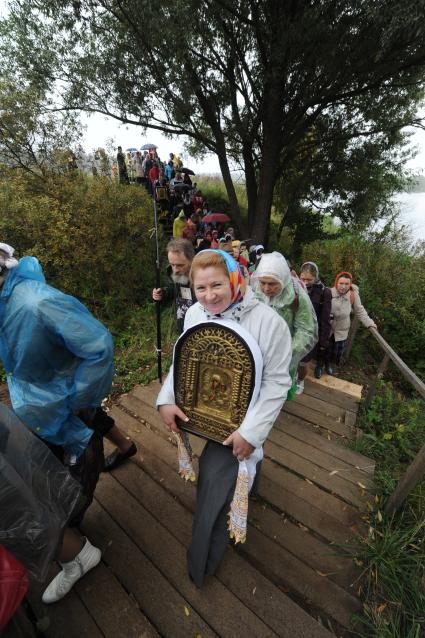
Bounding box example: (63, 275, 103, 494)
(174, 432, 263, 543)
(228, 447, 263, 544)
(173, 431, 196, 482)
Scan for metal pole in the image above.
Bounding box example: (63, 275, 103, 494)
(153, 195, 162, 383)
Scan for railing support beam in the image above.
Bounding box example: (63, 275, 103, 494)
(385, 443, 425, 516)
(363, 353, 390, 413)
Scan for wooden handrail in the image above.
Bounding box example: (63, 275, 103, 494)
(352, 326, 425, 514)
(368, 327, 425, 401)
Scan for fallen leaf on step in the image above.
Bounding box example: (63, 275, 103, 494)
(329, 470, 339, 476)
(184, 606, 190, 616)
(252, 587, 256, 595)
(357, 482, 366, 489)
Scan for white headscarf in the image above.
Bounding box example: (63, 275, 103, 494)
(251, 251, 294, 308)
(0, 243, 18, 270)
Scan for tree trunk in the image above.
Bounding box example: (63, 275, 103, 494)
(216, 146, 247, 236)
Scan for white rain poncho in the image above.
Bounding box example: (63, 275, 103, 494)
(252, 251, 318, 375)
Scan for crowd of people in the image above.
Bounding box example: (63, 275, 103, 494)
(153, 240, 377, 584)
(0, 167, 378, 622)
(112, 145, 227, 240)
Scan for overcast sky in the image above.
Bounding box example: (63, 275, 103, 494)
(80, 111, 425, 176)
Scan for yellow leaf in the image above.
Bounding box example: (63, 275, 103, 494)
(377, 510, 383, 522)
(357, 482, 366, 490)
(184, 606, 190, 617)
(377, 603, 387, 614)
(329, 470, 339, 476)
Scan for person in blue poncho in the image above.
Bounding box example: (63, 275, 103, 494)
(0, 243, 135, 603)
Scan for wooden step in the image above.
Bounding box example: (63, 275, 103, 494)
(303, 379, 360, 412)
(275, 417, 375, 476)
(102, 419, 356, 632)
(110, 404, 363, 630)
(117, 396, 364, 533)
(305, 369, 362, 401)
(102, 463, 336, 637)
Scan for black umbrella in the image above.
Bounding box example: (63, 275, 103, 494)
(173, 182, 192, 191)
(179, 167, 195, 175)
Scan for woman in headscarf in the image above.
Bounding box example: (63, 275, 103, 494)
(298, 261, 332, 389)
(325, 271, 377, 371)
(156, 250, 292, 586)
(252, 252, 318, 399)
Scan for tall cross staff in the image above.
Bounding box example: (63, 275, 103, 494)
(153, 195, 162, 383)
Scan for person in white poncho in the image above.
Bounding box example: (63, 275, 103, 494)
(251, 251, 318, 399)
(156, 249, 292, 586)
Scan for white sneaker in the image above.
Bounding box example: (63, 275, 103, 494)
(42, 537, 101, 604)
(295, 380, 305, 395)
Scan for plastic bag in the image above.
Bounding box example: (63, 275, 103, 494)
(0, 545, 28, 633)
(0, 404, 83, 582)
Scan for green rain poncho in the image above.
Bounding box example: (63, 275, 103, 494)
(252, 252, 318, 398)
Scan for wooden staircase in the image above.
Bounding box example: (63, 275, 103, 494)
(7, 375, 375, 638)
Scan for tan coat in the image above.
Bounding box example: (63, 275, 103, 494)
(330, 285, 376, 342)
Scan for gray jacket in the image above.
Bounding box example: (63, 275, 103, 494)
(330, 284, 376, 342)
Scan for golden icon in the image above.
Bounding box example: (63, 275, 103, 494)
(174, 323, 255, 442)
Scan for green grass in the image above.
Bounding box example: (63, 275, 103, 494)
(350, 382, 425, 636)
(196, 174, 248, 221)
(105, 303, 177, 398)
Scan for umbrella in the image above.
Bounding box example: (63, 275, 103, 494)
(125, 147, 138, 152)
(141, 143, 158, 150)
(202, 212, 231, 223)
(173, 182, 192, 192)
(179, 167, 195, 175)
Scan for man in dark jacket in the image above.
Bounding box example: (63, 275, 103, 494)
(152, 238, 195, 335)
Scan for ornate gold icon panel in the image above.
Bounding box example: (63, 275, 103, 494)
(174, 324, 255, 442)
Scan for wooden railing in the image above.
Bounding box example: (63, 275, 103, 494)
(345, 319, 425, 515)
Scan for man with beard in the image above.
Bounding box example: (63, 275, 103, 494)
(152, 238, 195, 334)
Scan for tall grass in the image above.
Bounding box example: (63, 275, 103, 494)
(352, 382, 425, 636)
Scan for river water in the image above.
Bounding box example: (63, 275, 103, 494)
(394, 192, 425, 241)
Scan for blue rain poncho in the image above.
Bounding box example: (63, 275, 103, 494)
(0, 257, 114, 458)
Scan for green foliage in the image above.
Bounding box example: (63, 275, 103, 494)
(108, 305, 176, 397)
(0, 170, 160, 314)
(351, 383, 425, 636)
(407, 174, 425, 193)
(355, 382, 425, 493)
(300, 232, 425, 378)
(196, 175, 248, 224)
(3, 0, 425, 241)
(0, 77, 81, 174)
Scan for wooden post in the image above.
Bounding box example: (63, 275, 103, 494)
(385, 443, 425, 515)
(362, 353, 390, 412)
(343, 316, 359, 362)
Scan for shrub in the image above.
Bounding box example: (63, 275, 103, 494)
(0, 170, 163, 317)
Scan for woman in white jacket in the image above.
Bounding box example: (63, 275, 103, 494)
(325, 271, 377, 372)
(157, 249, 292, 586)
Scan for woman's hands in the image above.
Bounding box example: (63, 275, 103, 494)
(159, 407, 254, 461)
(223, 431, 255, 461)
(158, 404, 189, 433)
